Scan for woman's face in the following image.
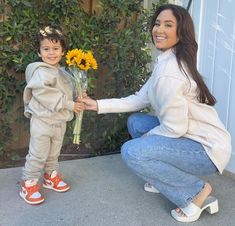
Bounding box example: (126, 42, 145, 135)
(152, 9, 179, 51)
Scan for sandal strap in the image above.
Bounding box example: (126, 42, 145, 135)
(181, 202, 200, 217)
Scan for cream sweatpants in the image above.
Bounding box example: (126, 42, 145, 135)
(22, 116, 66, 181)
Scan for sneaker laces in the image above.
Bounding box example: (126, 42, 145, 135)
(26, 184, 41, 194)
(52, 174, 63, 187)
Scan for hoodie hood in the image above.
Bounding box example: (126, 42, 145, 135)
(25, 62, 57, 83)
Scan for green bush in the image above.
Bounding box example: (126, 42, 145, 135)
(0, 0, 166, 160)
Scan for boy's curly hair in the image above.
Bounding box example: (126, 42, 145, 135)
(34, 25, 67, 53)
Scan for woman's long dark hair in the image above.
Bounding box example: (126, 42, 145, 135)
(150, 4, 216, 106)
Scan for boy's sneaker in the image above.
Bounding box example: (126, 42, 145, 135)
(19, 179, 45, 205)
(43, 170, 70, 192)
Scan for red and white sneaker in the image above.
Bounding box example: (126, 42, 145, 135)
(19, 179, 45, 205)
(43, 171, 70, 192)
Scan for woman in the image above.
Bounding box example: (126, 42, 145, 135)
(81, 4, 231, 222)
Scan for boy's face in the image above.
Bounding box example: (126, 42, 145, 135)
(38, 38, 64, 67)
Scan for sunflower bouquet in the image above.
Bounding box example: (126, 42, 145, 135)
(65, 48, 98, 145)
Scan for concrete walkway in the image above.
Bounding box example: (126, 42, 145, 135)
(0, 154, 235, 226)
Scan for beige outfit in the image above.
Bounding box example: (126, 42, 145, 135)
(22, 62, 74, 180)
(96, 49, 231, 174)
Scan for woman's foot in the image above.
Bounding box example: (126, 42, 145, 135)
(171, 182, 218, 222)
(144, 182, 160, 193)
(193, 182, 212, 207)
(175, 182, 212, 216)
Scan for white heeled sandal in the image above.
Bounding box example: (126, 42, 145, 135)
(144, 182, 160, 193)
(171, 196, 219, 223)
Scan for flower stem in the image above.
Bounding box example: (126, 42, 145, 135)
(72, 69, 86, 145)
(73, 111, 84, 145)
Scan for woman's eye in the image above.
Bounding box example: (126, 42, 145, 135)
(154, 23, 160, 27)
(165, 24, 173, 28)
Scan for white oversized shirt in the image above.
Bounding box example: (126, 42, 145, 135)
(97, 49, 231, 173)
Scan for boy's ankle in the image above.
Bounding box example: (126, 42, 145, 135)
(24, 179, 38, 187)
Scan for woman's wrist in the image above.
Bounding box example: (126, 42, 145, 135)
(95, 100, 99, 112)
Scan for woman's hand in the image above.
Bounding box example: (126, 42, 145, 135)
(73, 102, 85, 113)
(75, 92, 98, 111)
(82, 97, 98, 111)
(76, 96, 98, 112)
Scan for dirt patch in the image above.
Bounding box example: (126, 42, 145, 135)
(0, 144, 119, 169)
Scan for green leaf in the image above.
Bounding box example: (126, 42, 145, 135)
(6, 36, 12, 41)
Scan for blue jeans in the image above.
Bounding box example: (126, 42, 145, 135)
(121, 113, 218, 208)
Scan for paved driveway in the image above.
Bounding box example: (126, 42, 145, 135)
(0, 154, 235, 226)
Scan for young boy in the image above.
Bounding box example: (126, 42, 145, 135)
(20, 25, 84, 205)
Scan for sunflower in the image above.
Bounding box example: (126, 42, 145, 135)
(73, 52, 87, 71)
(66, 48, 82, 66)
(86, 51, 98, 70)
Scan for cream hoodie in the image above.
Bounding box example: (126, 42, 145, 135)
(97, 49, 231, 174)
(23, 62, 75, 124)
